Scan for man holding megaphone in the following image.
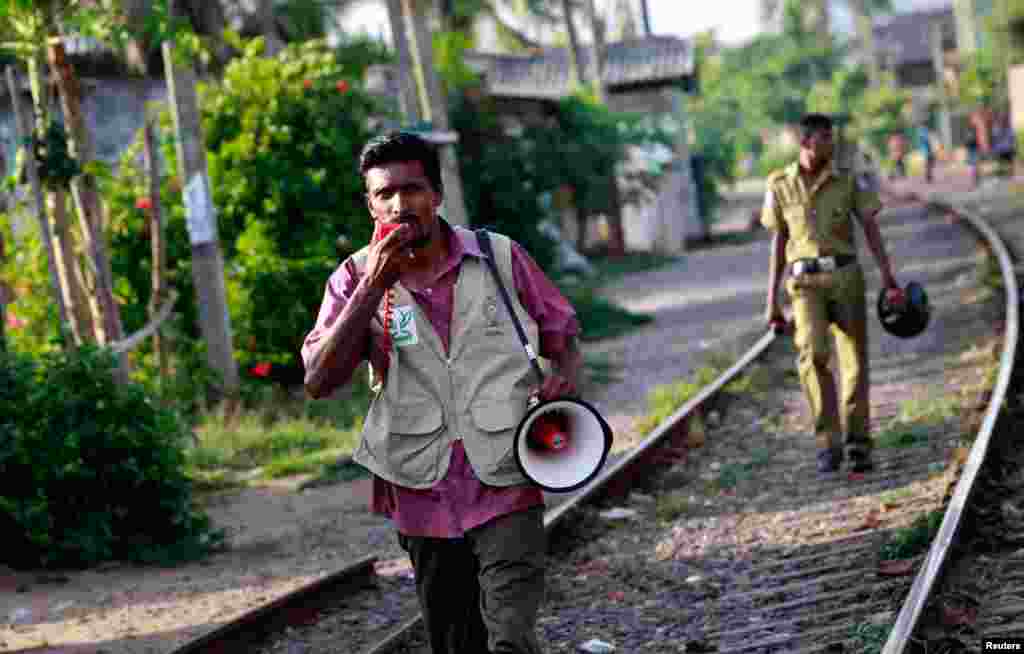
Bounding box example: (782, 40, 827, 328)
(302, 132, 583, 654)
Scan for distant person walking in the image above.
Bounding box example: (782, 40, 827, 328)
(887, 131, 908, 180)
(761, 113, 906, 475)
(914, 123, 935, 183)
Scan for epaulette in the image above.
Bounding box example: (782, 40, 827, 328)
(765, 169, 786, 185)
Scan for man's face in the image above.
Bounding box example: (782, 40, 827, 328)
(801, 127, 834, 166)
(365, 160, 442, 250)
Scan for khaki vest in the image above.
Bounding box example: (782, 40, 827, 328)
(351, 227, 540, 488)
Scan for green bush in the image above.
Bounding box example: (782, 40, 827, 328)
(0, 346, 222, 569)
(103, 38, 387, 392)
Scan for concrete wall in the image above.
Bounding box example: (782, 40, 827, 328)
(0, 76, 168, 178)
(1011, 64, 1024, 138)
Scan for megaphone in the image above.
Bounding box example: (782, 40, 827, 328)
(474, 228, 614, 493)
(514, 396, 613, 493)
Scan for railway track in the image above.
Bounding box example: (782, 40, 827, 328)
(168, 195, 1019, 654)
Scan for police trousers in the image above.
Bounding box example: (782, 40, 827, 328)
(785, 263, 871, 455)
(397, 506, 546, 654)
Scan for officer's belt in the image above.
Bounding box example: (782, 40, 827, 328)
(790, 255, 857, 276)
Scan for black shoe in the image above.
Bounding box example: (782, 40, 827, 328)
(817, 448, 843, 473)
(848, 450, 874, 473)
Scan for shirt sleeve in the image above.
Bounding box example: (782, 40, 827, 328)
(300, 258, 383, 391)
(510, 241, 580, 361)
(760, 183, 783, 232)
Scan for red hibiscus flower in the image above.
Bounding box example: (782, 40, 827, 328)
(250, 362, 272, 378)
(135, 197, 152, 210)
(336, 79, 350, 93)
(6, 312, 26, 329)
(303, 79, 313, 90)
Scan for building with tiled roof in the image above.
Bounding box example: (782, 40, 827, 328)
(462, 35, 695, 100)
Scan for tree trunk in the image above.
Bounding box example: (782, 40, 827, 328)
(560, 0, 585, 87)
(46, 39, 129, 380)
(639, 0, 652, 36)
(584, 0, 607, 103)
(143, 118, 170, 384)
(386, 0, 422, 123)
(48, 189, 97, 345)
(583, 0, 626, 256)
(852, 0, 880, 86)
(402, 0, 470, 226)
(257, 0, 286, 56)
(5, 65, 72, 344)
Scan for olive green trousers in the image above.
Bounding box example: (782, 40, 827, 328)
(785, 264, 872, 455)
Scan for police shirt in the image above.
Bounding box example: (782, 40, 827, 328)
(760, 161, 882, 264)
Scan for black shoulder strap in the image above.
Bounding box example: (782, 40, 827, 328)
(476, 229, 544, 383)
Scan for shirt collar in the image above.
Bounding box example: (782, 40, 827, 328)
(399, 219, 482, 289)
(787, 159, 839, 187)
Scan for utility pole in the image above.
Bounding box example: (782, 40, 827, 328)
(930, 20, 953, 151)
(162, 38, 240, 406)
(401, 0, 469, 226)
(639, 0, 652, 36)
(386, 0, 422, 124)
(5, 66, 71, 343)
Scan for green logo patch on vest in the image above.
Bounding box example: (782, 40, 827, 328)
(390, 305, 419, 347)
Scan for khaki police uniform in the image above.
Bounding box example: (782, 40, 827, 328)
(761, 161, 882, 457)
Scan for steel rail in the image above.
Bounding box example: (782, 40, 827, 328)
(166, 555, 377, 654)
(882, 199, 1020, 653)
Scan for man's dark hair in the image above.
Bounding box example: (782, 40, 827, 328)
(359, 131, 443, 194)
(798, 113, 834, 141)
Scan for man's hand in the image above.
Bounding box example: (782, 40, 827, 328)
(365, 223, 414, 290)
(766, 304, 787, 334)
(538, 373, 576, 402)
(884, 283, 906, 309)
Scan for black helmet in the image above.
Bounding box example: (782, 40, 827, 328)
(878, 281, 930, 339)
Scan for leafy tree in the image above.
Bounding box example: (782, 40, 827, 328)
(102, 38, 386, 394)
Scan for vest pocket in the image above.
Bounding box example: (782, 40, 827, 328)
(469, 400, 524, 471)
(389, 401, 444, 435)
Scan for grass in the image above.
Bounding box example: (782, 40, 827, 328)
(555, 251, 682, 343)
(584, 252, 682, 284)
(879, 487, 915, 506)
(565, 284, 654, 342)
(583, 352, 624, 387)
(870, 394, 961, 450)
(188, 413, 362, 479)
(880, 509, 944, 561)
(875, 423, 932, 449)
(186, 376, 373, 487)
(655, 492, 692, 522)
(633, 353, 771, 437)
(848, 621, 891, 654)
(716, 448, 774, 489)
(897, 395, 959, 425)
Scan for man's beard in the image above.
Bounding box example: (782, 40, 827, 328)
(400, 214, 432, 250)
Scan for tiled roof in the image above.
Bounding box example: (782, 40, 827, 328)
(872, 7, 956, 66)
(463, 35, 694, 99)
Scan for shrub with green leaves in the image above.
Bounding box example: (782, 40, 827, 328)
(0, 346, 222, 569)
(103, 37, 386, 384)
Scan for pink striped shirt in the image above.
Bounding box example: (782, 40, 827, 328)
(302, 222, 579, 537)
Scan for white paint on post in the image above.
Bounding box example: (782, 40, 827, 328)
(184, 172, 217, 245)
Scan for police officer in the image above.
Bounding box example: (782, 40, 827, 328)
(762, 113, 906, 474)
